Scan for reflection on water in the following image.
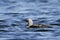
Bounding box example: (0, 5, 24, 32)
(0, 0, 60, 40)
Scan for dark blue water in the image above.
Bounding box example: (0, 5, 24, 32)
(0, 0, 60, 40)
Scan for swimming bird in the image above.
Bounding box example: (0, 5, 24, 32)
(25, 18, 53, 29)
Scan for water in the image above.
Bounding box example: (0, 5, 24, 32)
(0, 0, 60, 40)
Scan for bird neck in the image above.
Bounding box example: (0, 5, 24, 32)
(28, 19, 33, 26)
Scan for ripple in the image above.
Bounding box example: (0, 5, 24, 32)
(39, 0, 48, 3)
(0, 30, 8, 32)
(0, 25, 9, 28)
(11, 23, 19, 26)
(50, 24, 60, 26)
(56, 19, 60, 22)
(34, 30, 54, 32)
(0, 20, 6, 22)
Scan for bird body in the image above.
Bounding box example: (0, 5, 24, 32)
(25, 18, 52, 28)
(27, 24, 52, 28)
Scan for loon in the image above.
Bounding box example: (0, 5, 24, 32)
(25, 18, 53, 29)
